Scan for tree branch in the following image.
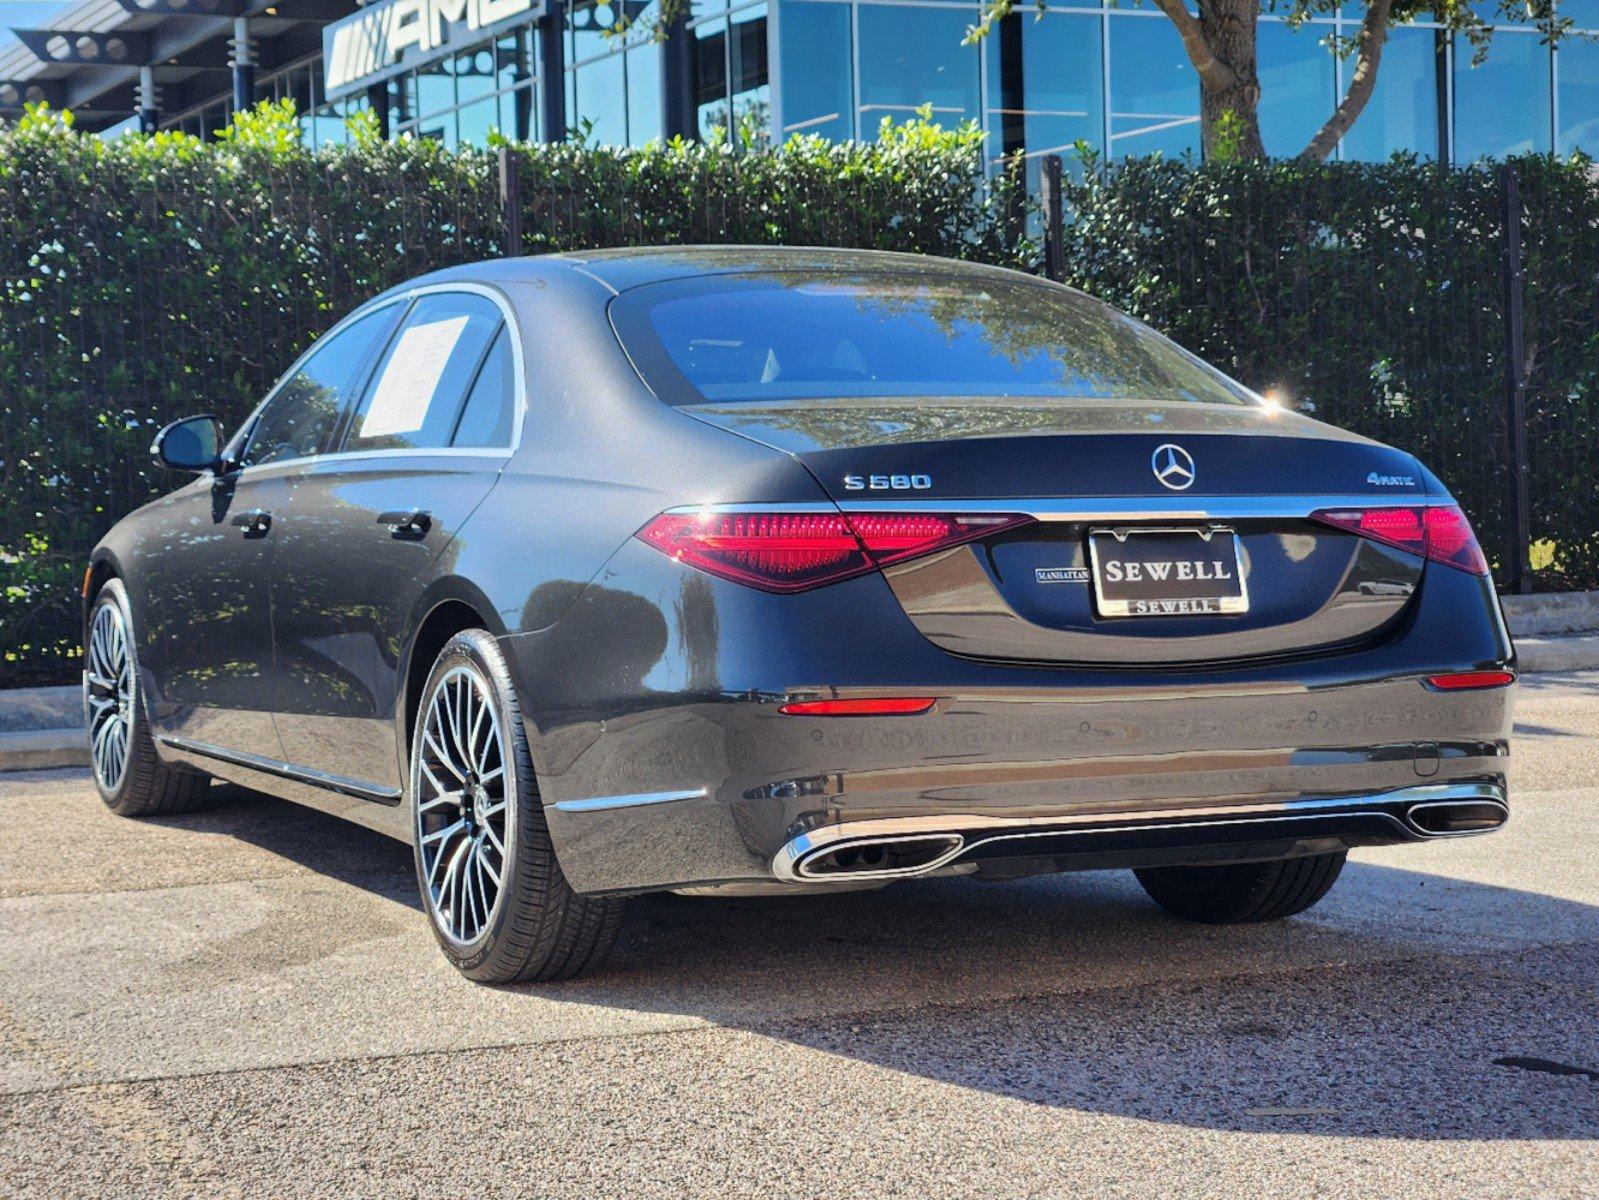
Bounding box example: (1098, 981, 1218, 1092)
(1300, 0, 1395, 161)
(1150, 0, 1238, 91)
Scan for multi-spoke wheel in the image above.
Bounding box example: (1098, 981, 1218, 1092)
(416, 664, 509, 947)
(409, 628, 623, 983)
(85, 579, 210, 816)
(86, 598, 134, 793)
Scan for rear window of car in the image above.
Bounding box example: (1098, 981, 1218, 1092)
(609, 272, 1257, 408)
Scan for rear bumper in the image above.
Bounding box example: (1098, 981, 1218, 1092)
(505, 539, 1514, 896)
(773, 781, 1509, 884)
(529, 671, 1512, 896)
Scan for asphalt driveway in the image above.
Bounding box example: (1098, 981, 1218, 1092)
(2, 674, 1597, 1199)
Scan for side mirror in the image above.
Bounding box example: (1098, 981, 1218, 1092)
(152, 415, 222, 473)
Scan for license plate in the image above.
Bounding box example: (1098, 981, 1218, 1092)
(1088, 527, 1249, 618)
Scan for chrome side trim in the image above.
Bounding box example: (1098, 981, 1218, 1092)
(157, 735, 402, 805)
(667, 495, 1450, 523)
(552, 787, 709, 813)
(771, 782, 1506, 883)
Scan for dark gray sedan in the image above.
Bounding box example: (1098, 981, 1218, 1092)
(84, 247, 1515, 982)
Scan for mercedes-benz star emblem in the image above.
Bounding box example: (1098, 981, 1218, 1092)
(1151, 443, 1196, 491)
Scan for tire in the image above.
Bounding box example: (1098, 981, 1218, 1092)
(1134, 851, 1347, 924)
(86, 578, 211, 817)
(409, 628, 624, 983)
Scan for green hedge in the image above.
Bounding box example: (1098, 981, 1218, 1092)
(2, 101, 1595, 689)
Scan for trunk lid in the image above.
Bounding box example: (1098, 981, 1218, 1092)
(683, 398, 1430, 665)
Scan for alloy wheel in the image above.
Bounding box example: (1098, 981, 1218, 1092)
(86, 600, 134, 792)
(415, 664, 509, 947)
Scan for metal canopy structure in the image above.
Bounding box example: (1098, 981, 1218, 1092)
(0, 0, 353, 130)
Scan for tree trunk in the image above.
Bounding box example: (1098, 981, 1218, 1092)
(1197, 0, 1264, 159)
(1151, 0, 1265, 159)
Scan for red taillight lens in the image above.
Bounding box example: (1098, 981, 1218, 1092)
(1420, 506, 1491, 574)
(1310, 505, 1489, 575)
(779, 697, 937, 716)
(637, 512, 866, 593)
(637, 510, 1033, 593)
(1425, 670, 1515, 690)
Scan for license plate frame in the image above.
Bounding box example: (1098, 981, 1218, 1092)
(1088, 526, 1249, 618)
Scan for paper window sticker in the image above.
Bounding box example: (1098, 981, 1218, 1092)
(360, 315, 471, 438)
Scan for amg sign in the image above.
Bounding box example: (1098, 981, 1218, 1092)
(323, 0, 544, 99)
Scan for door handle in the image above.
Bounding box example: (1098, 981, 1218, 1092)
(231, 509, 271, 537)
(378, 509, 432, 537)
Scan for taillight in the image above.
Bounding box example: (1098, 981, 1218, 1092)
(1310, 505, 1490, 575)
(636, 510, 1032, 593)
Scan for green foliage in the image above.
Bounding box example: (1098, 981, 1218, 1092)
(1209, 110, 1249, 164)
(1059, 152, 1599, 590)
(0, 101, 1031, 686)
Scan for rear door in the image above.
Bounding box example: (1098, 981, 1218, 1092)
(148, 303, 398, 755)
(271, 288, 519, 790)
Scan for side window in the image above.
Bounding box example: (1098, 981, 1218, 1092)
(343, 293, 503, 453)
(239, 306, 395, 469)
(450, 328, 516, 449)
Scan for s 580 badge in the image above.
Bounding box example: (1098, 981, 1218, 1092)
(843, 474, 932, 491)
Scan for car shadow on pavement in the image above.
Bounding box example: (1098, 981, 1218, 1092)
(163, 781, 1599, 1142)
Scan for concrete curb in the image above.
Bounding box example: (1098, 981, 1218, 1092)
(0, 728, 89, 771)
(1514, 634, 1599, 674)
(0, 684, 79, 734)
(1500, 589, 1599, 638)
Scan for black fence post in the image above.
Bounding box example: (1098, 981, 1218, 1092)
(1040, 154, 1066, 283)
(1499, 163, 1532, 594)
(498, 144, 523, 259)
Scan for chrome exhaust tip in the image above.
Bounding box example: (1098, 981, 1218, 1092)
(792, 833, 965, 882)
(1405, 797, 1510, 837)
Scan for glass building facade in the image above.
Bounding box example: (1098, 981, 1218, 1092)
(164, 0, 1599, 163)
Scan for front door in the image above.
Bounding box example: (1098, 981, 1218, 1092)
(272, 290, 518, 790)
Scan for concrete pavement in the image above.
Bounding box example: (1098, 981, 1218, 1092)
(1, 673, 1596, 1198)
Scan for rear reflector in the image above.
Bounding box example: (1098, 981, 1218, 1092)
(778, 697, 937, 716)
(637, 510, 1032, 593)
(1310, 504, 1490, 575)
(1424, 670, 1516, 691)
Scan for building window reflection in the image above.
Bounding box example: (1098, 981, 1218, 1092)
(1109, 14, 1199, 157)
(775, 0, 852, 140)
(857, 4, 981, 132)
(1256, 20, 1335, 155)
(568, 0, 669, 145)
(983, 9, 1103, 162)
(1454, 29, 1553, 158)
(1338, 24, 1441, 160)
(691, 1, 770, 144)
